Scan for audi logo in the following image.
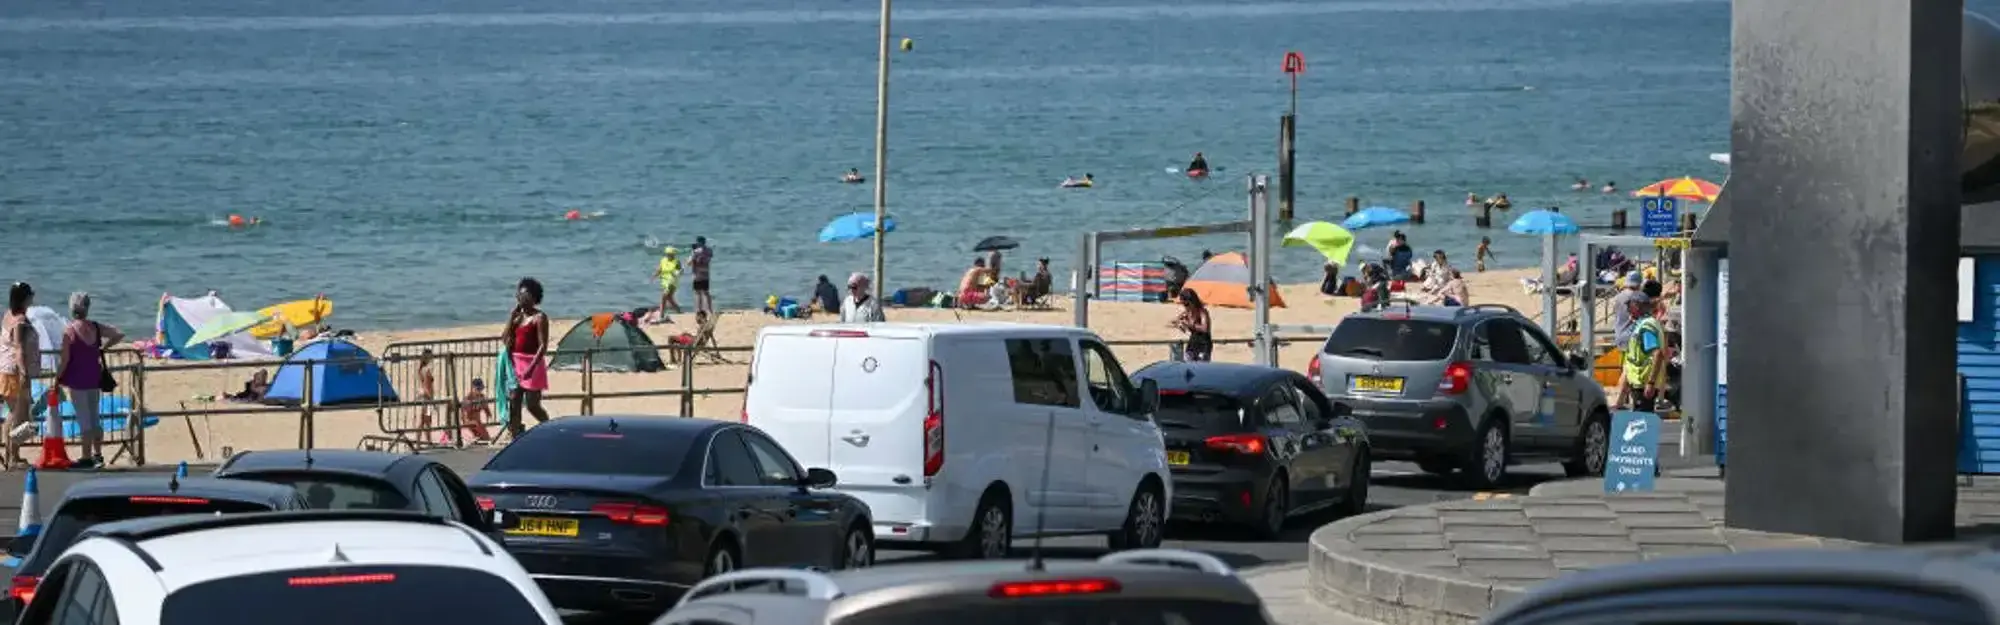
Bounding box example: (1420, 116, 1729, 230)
(524, 495, 558, 509)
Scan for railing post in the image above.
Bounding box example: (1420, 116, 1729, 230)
(582, 350, 596, 416)
(444, 351, 463, 448)
(679, 344, 696, 417)
(300, 359, 316, 450)
(133, 357, 148, 466)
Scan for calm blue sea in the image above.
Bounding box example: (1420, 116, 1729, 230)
(1, 0, 1749, 331)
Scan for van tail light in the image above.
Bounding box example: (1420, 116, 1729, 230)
(1438, 361, 1473, 395)
(592, 502, 671, 526)
(1307, 354, 1322, 386)
(923, 360, 945, 478)
(1204, 433, 1267, 455)
(9, 576, 36, 604)
(991, 578, 1120, 598)
(475, 497, 495, 511)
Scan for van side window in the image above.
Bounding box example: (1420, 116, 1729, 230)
(1080, 341, 1137, 415)
(1006, 338, 1080, 408)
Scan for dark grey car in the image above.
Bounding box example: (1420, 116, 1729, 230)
(1308, 303, 1611, 488)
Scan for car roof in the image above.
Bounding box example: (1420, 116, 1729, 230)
(759, 322, 1098, 339)
(527, 415, 721, 437)
(1345, 303, 1522, 325)
(1131, 362, 1298, 398)
(59, 476, 303, 507)
(75, 511, 508, 593)
(215, 449, 424, 479)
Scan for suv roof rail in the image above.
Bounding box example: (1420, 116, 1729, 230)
(1380, 296, 1422, 310)
(1098, 549, 1236, 576)
(1457, 303, 1522, 317)
(675, 568, 843, 607)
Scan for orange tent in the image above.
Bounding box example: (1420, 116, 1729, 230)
(1183, 252, 1287, 309)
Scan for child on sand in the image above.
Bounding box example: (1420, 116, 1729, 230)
(458, 378, 493, 446)
(1475, 237, 1495, 272)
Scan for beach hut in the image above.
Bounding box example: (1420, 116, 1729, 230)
(1182, 252, 1286, 309)
(154, 293, 276, 361)
(263, 339, 396, 407)
(551, 314, 665, 373)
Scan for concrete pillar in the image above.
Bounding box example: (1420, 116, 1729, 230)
(1681, 247, 1717, 457)
(1725, 0, 1961, 543)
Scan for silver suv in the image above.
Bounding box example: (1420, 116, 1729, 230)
(1308, 303, 1611, 488)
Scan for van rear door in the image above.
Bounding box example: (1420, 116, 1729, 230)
(827, 332, 931, 525)
(746, 331, 840, 468)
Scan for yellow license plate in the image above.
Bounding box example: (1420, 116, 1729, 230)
(506, 516, 579, 538)
(1350, 376, 1405, 393)
(1167, 451, 1191, 465)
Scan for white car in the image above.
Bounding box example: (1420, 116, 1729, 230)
(743, 322, 1170, 559)
(12, 510, 561, 625)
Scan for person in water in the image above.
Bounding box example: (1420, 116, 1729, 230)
(1187, 152, 1209, 173)
(1601, 181, 1618, 193)
(844, 168, 863, 183)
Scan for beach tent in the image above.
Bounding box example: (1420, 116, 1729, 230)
(263, 339, 397, 407)
(155, 293, 276, 361)
(26, 307, 64, 372)
(1183, 252, 1288, 309)
(552, 313, 665, 373)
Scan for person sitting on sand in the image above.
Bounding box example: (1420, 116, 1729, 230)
(226, 370, 271, 402)
(458, 378, 493, 446)
(957, 258, 992, 309)
(1020, 258, 1053, 306)
(1318, 263, 1341, 297)
(813, 275, 841, 313)
(1439, 270, 1470, 306)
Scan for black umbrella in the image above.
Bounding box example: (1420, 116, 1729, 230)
(972, 235, 1020, 252)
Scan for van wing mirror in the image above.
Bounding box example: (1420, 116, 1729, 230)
(1138, 379, 1160, 415)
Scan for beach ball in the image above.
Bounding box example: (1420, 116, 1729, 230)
(900, 38, 913, 52)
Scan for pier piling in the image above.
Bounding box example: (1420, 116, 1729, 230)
(1345, 196, 1359, 217)
(1410, 200, 1426, 224)
(1278, 114, 1296, 221)
(1611, 209, 1628, 230)
(1475, 204, 1492, 228)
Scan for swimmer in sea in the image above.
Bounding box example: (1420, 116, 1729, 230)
(1571, 177, 1589, 191)
(1601, 181, 1617, 194)
(1465, 192, 1481, 206)
(1186, 152, 1210, 174)
(843, 168, 864, 183)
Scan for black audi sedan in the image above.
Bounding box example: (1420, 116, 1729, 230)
(1132, 361, 1372, 539)
(210, 448, 500, 536)
(468, 415, 874, 616)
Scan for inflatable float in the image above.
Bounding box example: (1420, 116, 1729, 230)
(1186, 169, 1209, 179)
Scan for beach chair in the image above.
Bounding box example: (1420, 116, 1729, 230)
(1019, 273, 1056, 310)
(687, 316, 731, 365)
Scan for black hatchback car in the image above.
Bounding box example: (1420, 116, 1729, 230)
(1132, 362, 1372, 538)
(210, 448, 499, 536)
(468, 415, 874, 616)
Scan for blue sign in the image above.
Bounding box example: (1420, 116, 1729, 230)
(1640, 196, 1680, 238)
(1604, 410, 1662, 493)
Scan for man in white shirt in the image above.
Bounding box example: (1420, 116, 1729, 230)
(841, 273, 885, 323)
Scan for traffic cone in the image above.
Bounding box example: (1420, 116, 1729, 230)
(175, 462, 188, 479)
(17, 468, 40, 541)
(35, 389, 69, 471)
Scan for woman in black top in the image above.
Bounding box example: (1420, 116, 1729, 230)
(1173, 290, 1213, 362)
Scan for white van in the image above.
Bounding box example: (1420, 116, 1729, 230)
(742, 322, 1169, 559)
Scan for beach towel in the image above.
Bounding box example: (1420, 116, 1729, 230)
(493, 347, 514, 429)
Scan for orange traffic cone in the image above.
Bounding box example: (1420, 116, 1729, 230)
(36, 388, 70, 471)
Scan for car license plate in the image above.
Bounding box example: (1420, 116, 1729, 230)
(506, 516, 579, 538)
(1167, 450, 1191, 466)
(1350, 376, 1405, 393)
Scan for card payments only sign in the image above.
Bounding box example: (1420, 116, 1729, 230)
(1605, 410, 1661, 493)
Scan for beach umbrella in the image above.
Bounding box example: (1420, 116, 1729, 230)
(818, 212, 896, 243)
(1281, 221, 1356, 264)
(1341, 206, 1411, 230)
(250, 295, 333, 340)
(1630, 176, 1722, 203)
(972, 235, 1020, 252)
(1508, 209, 1580, 236)
(181, 311, 271, 348)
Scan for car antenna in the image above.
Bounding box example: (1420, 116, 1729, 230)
(608, 418, 619, 432)
(1027, 411, 1058, 572)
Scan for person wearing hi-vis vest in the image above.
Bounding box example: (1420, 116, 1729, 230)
(1618, 285, 1668, 411)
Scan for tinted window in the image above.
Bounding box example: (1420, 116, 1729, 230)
(1007, 338, 1080, 408)
(49, 562, 115, 625)
(1479, 320, 1533, 365)
(705, 430, 763, 487)
(1153, 392, 1245, 431)
(1262, 387, 1302, 425)
(229, 473, 411, 511)
(484, 426, 691, 477)
(1322, 319, 1458, 361)
(738, 431, 801, 487)
(23, 497, 275, 574)
(1292, 382, 1330, 424)
(159, 565, 544, 625)
(414, 470, 458, 520)
(841, 598, 1266, 625)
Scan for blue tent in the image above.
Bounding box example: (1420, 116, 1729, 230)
(263, 339, 397, 407)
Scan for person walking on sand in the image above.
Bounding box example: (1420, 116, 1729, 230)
(652, 246, 683, 320)
(0, 283, 38, 469)
(1475, 237, 1495, 272)
(689, 236, 714, 316)
(503, 278, 552, 437)
(57, 293, 122, 469)
(841, 273, 885, 323)
(1171, 290, 1213, 362)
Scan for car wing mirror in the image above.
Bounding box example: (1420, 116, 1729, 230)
(1138, 379, 1160, 415)
(1567, 352, 1589, 371)
(804, 467, 838, 489)
(491, 509, 523, 531)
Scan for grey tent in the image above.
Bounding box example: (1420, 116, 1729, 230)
(551, 314, 666, 373)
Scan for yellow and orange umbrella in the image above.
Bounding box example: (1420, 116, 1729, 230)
(1630, 176, 1722, 203)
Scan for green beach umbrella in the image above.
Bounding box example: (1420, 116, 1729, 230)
(1282, 221, 1356, 264)
(181, 311, 273, 348)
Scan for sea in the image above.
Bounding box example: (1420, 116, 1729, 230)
(0, 0, 1765, 332)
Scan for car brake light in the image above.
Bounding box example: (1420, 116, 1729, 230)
(1157, 389, 1188, 396)
(9, 576, 37, 604)
(475, 497, 495, 511)
(1307, 354, 1322, 386)
(1438, 361, 1473, 395)
(592, 502, 670, 526)
(809, 329, 870, 338)
(129, 496, 210, 505)
(990, 578, 1121, 598)
(923, 360, 945, 478)
(288, 573, 396, 587)
(1205, 433, 1267, 455)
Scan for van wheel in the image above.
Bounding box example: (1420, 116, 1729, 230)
(1563, 410, 1610, 477)
(951, 492, 1012, 560)
(1108, 480, 1166, 550)
(1461, 418, 1508, 489)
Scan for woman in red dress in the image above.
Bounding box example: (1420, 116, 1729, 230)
(504, 278, 552, 437)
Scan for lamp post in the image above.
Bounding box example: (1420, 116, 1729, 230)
(869, 0, 893, 305)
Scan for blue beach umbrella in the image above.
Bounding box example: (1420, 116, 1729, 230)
(818, 212, 897, 243)
(1507, 209, 1580, 235)
(1340, 206, 1411, 230)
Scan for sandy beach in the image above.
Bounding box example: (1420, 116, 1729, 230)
(92, 267, 1563, 467)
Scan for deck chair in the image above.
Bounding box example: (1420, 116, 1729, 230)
(688, 316, 731, 365)
(1018, 273, 1056, 310)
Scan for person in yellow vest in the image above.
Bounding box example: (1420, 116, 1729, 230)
(652, 247, 684, 320)
(1618, 294, 1668, 410)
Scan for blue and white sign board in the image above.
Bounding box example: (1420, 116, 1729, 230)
(1640, 196, 1680, 238)
(1605, 410, 1662, 493)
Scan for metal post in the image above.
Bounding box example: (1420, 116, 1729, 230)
(1072, 232, 1092, 327)
(1579, 237, 1597, 352)
(444, 353, 462, 448)
(679, 345, 696, 417)
(582, 350, 595, 416)
(300, 360, 316, 450)
(1541, 233, 1558, 335)
(1249, 175, 1274, 366)
(133, 359, 147, 466)
(869, 0, 893, 306)
(1681, 247, 1717, 456)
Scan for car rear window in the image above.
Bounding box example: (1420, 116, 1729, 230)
(161, 565, 545, 625)
(22, 496, 274, 573)
(484, 427, 692, 477)
(1153, 392, 1245, 431)
(226, 472, 411, 510)
(839, 598, 1267, 625)
(1323, 318, 1459, 361)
